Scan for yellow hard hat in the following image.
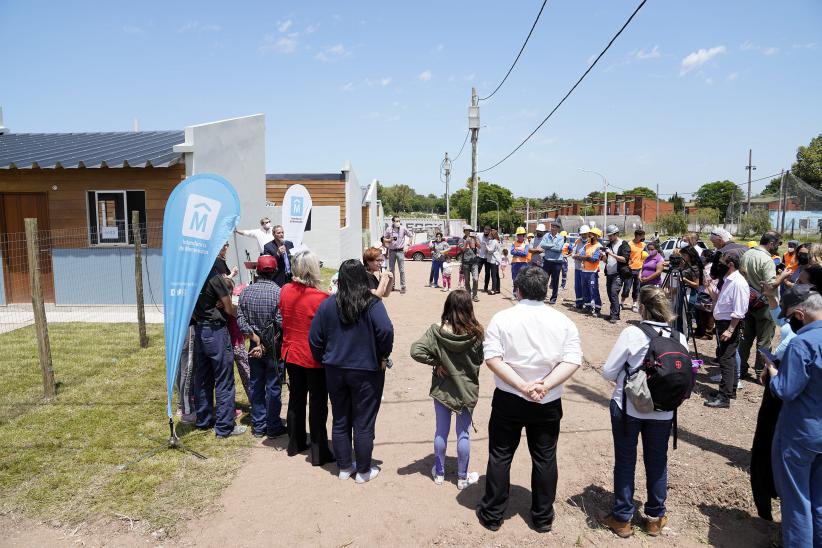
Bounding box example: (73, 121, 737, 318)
(515, 227, 526, 235)
(527, 232, 534, 238)
(747, 240, 757, 248)
(590, 228, 603, 237)
(560, 230, 568, 236)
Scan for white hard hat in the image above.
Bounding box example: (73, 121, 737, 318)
(579, 224, 591, 234)
(536, 223, 546, 232)
(463, 224, 473, 231)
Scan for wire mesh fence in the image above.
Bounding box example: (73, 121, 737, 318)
(0, 222, 165, 334)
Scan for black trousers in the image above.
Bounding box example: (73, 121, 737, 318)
(478, 389, 563, 528)
(286, 363, 333, 464)
(606, 273, 624, 320)
(714, 319, 741, 401)
(487, 263, 500, 292)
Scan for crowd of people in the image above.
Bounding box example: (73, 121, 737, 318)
(176, 214, 820, 545)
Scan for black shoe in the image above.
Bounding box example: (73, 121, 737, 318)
(704, 397, 730, 408)
(609, 318, 618, 324)
(476, 507, 501, 532)
(267, 426, 288, 438)
(549, 299, 557, 305)
(534, 522, 553, 534)
(252, 431, 266, 438)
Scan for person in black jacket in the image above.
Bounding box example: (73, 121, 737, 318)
(603, 225, 632, 324)
(309, 259, 394, 484)
(262, 225, 294, 287)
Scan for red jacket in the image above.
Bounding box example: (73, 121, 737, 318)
(279, 282, 328, 368)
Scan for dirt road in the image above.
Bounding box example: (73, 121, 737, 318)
(179, 261, 773, 547)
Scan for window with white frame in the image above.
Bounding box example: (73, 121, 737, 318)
(86, 190, 147, 246)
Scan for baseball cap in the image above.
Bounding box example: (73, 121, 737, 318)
(779, 284, 817, 318)
(257, 255, 278, 273)
(787, 240, 799, 249)
(463, 224, 473, 232)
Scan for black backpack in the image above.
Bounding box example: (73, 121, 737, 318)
(256, 317, 282, 360)
(623, 323, 693, 448)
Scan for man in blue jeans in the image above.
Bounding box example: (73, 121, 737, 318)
(540, 221, 566, 305)
(237, 255, 287, 438)
(192, 258, 246, 438)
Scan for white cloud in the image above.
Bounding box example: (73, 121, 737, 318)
(741, 41, 779, 55)
(277, 19, 293, 33)
(315, 43, 349, 62)
(259, 35, 298, 54)
(680, 45, 726, 75)
(419, 70, 432, 82)
(633, 45, 660, 60)
(792, 42, 817, 50)
(727, 72, 739, 81)
(380, 77, 392, 86)
(341, 82, 355, 92)
(122, 25, 145, 36)
(178, 21, 221, 33)
(762, 46, 778, 55)
(740, 40, 755, 51)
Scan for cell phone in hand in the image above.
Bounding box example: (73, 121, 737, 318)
(757, 347, 776, 365)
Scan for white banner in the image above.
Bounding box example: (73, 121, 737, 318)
(282, 184, 312, 246)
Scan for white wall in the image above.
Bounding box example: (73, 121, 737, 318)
(176, 114, 266, 281)
(339, 164, 363, 264)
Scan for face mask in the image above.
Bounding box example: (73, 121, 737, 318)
(648, 249, 657, 257)
(798, 255, 809, 266)
(711, 262, 729, 279)
(788, 315, 804, 334)
(263, 223, 271, 230)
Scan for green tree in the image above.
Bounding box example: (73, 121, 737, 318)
(380, 184, 416, 214)
(695, 181, 743, 221)
(655, 212, 688, 236)
(689, 207, 720, 233)
(451, 180, 514, 223)
(792, 133, 822, 190)
(739, 209, 773, 237)
(762, 176, 782, 196)
(668, 192, 684, 213)
(624, 186, 657, 199)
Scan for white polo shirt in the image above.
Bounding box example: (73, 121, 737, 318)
(237, 227, 275, 252)
(483, 300, 582, 403)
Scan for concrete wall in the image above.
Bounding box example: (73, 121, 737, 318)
(52, 248, 163, 305)
(770, 210, 822, 235)
(339, 164, 363, 264)
(176, 114, 266, 283)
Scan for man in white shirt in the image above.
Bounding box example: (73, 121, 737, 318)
(477, 266, 582, 533)
(706, 251, 749, 408)
(477, 225, 490, 292)
(235, 217, 275, 254)
(384, 215, 412, 294)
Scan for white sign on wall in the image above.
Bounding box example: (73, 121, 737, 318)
(282, 184, 312, 246)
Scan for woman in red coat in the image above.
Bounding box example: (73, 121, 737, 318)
(278, 250, 334, 465)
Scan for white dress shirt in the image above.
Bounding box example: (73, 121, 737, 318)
(238, 227, 275, 252)
(713, 269, 750, 321)
(483, 300, 582, 403)
(602, 321, 686, 420)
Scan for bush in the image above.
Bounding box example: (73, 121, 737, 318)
(655, 212, 688, 236)
(739, 209, 773, 238)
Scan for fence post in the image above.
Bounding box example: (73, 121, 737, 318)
(132, 211, 148, 348)
(24, 218, 56, 400)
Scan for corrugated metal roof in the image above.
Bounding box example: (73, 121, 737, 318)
(0, 131, 185, 169)
(266, 173, 344, 181)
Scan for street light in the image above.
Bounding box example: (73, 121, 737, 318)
(485, 198, 500, 234)
(579, 168, 608, 233)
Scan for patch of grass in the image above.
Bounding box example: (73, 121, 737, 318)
(0, 323, 251, 534)
(320, 266, 337, 291)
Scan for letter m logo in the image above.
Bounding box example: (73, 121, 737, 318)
(182, 193, 222, 240)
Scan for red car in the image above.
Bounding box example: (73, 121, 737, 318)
(405, 236, 462, 261)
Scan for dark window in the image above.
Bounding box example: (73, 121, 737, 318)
(86, 190, 147, 246)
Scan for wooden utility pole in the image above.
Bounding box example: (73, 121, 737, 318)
(469, 87, 480, 230)
(132, 211, 148, 348)
(745, 149, 756, 215)
(24, 218, 55, 400)
(779, 169, 787, 234)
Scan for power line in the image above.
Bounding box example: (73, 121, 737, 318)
(479, 0, 648, 174)
(440, 130, 470, 183)
(479, 0, 549, 102)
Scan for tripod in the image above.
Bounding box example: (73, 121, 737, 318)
(662, 267, 700, 357)
(117, 417, 207, 471)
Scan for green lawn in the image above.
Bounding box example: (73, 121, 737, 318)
(0, 323, 251, 534)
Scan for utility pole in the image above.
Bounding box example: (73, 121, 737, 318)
(779, 169, 787, 233)
(745, 148, 756, 215)
(526, 198, 530, 229)
(443, 152, 452, 236)
(655, 183, 659, 225)
(469, 87, 480, 230)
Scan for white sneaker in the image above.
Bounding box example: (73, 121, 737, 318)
(338, 462, 357, 481)
(431, 466, 444, 486)
(457, 472, 479, 490)
(710, 374, 722, 382)
(631, 303, 639, 313)
(355, 466, 380, 484)
(737, 380, 745, 390)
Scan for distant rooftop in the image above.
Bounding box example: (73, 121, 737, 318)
(0, 131, 185, 169)
(266, 173, 344, 181)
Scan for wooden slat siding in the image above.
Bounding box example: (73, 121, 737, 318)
(0, 165, 185, 247)
(361, 206, 369, 229)
(266, 179, 346, 228)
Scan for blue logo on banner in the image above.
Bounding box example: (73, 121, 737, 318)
(290, 196, 304, 217)
(162, 174, 240, 417)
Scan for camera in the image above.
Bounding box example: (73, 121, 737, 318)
(668, 254, 684, 269)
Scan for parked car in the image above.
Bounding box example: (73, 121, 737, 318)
(659, 237, 708, 260)
(405, 236, 462, 261)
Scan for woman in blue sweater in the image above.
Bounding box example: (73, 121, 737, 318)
(309, 259, 394, 483)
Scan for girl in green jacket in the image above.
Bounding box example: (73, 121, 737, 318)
(410, 289, 484, 489)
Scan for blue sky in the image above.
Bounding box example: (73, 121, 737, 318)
(1, 0, 820, 200)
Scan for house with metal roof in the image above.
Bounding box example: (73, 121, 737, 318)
(0, 112, 266, 305)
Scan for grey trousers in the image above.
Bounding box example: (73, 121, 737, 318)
(177, 325, 195, 415)
(389, 249, 407, 289)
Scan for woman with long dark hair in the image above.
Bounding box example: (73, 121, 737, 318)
(309, 260, 394, 483)
(410, 290, 485, 489)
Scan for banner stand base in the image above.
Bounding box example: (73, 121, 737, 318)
(118, 418, 207, 471)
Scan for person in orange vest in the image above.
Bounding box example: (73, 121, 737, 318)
(577, 227, 603, 315)
(620, 229, 647, 313)
(783, 240, 799, 272)
(571, 225, 591, 308)
(510, 227, 530, 284)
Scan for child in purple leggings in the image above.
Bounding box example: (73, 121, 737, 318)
(410, 289, 485, 489)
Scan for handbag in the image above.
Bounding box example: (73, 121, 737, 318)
(748, 287, 768, 311)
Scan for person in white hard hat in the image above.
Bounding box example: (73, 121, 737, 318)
(571, 225, 591, 308)
(529, 223, 547, 271)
